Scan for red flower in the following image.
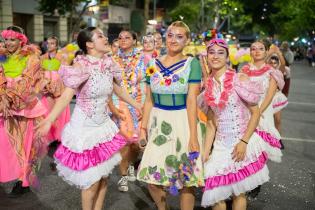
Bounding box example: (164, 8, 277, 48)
(165, 78, 172, 86)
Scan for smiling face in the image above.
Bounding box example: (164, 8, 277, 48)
(89, 28, 110, 53)
(4, 38, 21, 54)
(250, 41, 267, 62)
(207, 44, 228, 71)
(118, 31, 135, 51)
(165, 26, 189, 54)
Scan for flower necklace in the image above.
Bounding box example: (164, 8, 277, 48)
(114, 48, 141, 95)
(242, 64, 272, 77)
(204, 69, 235, 109)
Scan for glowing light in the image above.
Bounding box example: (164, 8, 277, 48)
(148, 19, 157, 25)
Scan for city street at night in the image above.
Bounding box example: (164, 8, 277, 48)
(1, 60, 314, 210)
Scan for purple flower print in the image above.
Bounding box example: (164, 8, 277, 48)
(153, 172, 161, 181)
(188, 151, 199, 161)
(169, 185, 179, 196)
(172, 74, 180, 82)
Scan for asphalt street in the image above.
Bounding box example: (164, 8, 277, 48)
(0, 60, 314, 210)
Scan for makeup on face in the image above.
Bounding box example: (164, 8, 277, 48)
(118, 31, 134, 50)
(4, 38, 21, 53)
(207, 49, 227, 58)
(250, 43, 266, 52)
(166, 29, 186, 45)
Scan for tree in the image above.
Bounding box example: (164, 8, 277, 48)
(271, 0, 315, 40)
(166, 0, 250, 34)
(38, 0, 92, 41)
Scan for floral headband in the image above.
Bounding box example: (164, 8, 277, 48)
(206, 38, 228, 50)
(1, 30, 28, 46)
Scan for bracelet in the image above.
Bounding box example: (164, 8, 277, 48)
(240, 139, 248, 144)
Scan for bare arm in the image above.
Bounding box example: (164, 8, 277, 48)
(186, 83, 201, 152)
(260, 77, 277, 114)
(113, 82, 142, 112)
(242, 104, 260, 142)
(203, 109, 216, 162)
(138, 85, 154, 148)
(46, 87, 75, 123)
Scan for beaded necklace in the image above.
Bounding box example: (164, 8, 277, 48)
(114, 48, 141, 95)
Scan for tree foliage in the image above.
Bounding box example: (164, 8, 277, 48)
(271, 0, 315, 40)
(37, 0, 91, 16)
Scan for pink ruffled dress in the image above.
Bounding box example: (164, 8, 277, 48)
(272, 91, 288, 113)
(0, 47, 48, 187)
(241, 64, 284, 162)
(54, 55, 127, 189)
(201, 71, 269, 207)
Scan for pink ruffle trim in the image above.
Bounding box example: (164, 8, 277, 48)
(59, 65, 90, 89)
(204, 152, 268, 191)
(270, 70, 285, 90)
(255, 129, 281, 148)
(54, 133, 127, 171)
(234, 76, 263, 105)
(273, 100, 288, 108)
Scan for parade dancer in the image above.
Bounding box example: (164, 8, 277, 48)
(267, 54, 288, 140)
(153, 32, 167, 56)
(0, 26, 48, 197)
(35, 27, 141, 210)
(137, 21, 204, 210)
(200, 38, 269, 209)
(112, 30, 146, 192)
(240, 40, 284, 199)
(141, 34, 158, 66)
(40, 36, 70, 143)
(240, 40, 284, 163)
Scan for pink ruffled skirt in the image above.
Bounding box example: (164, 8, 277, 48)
(255, 104, 283, 162)
(202, 132, 270, 207)
(272, 91, 288, 113)
(54, 106, 127, 189)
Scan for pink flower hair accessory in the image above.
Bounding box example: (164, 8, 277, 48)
(1, 30, 28, 46)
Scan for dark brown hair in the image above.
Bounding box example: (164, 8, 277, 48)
(77, 26, 97, 54)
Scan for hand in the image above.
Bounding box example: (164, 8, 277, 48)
(138, 128, 147, 150)
(34, 118, 53, 138)
(0, 97, 11, 118)
(188, 137, 200, 152)
(135, 103, 143, 120)
(114, 108, 126, 121)
(202, 151, 210, 163)
(232, 141, 247, 162)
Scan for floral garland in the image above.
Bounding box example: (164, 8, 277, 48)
(114, 49, 141, 95)
(204, 69, 235, 109)
(241, 64, 272, 77)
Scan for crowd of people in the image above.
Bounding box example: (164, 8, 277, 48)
(0, 21, 293, 210)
